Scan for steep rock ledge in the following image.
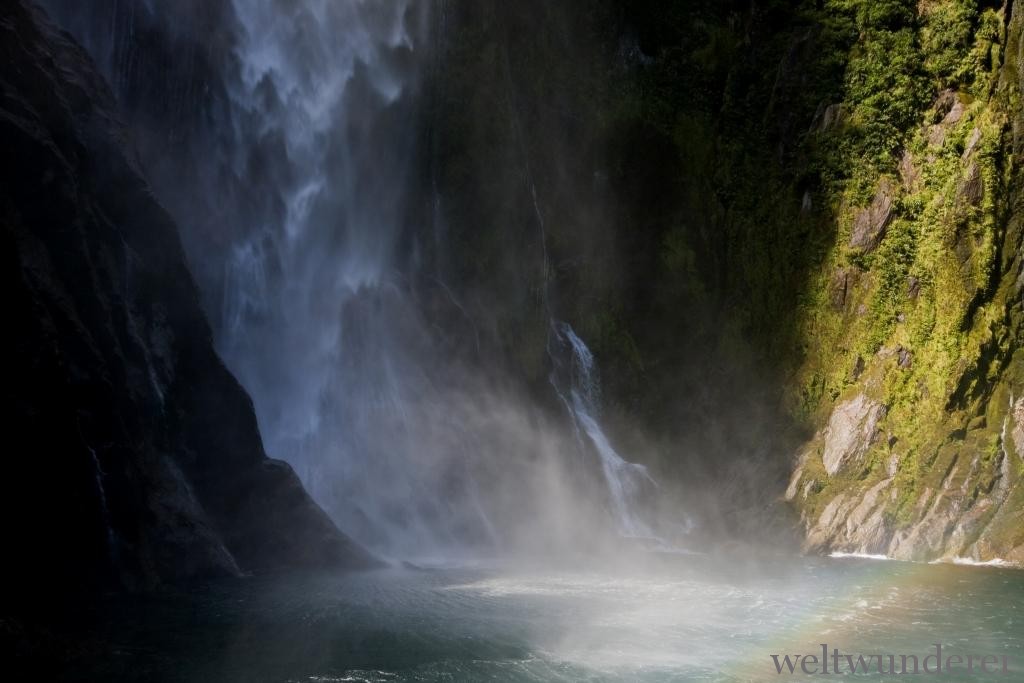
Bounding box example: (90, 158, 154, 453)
(0, 1, 375, 607)
(787, 0, 1024, 565)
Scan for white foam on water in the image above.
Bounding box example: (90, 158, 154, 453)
(829, 552, 893, 562)
(931, 557, 1012, 567)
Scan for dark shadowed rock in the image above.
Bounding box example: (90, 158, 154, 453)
(1, 1, 377, 608)
(958, 161, 985, 207)
(851, 355, 865, 381)
(962, 127, 983, 160)
(811, 103, 846, 134)
(850, 179, 896, 252)
(829, 268, 850, 309)
(934, 89, 959, 120)
(942, 98, 965, 126)
(907, 276, 920, 299)
(898, 150, 920, 190)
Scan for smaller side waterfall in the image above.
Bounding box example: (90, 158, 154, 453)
(86, 444, 117, 560)
(551, 322, 657, 539)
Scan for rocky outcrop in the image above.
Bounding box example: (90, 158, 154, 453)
(849, 179, 896, 252)
(794, 413, 1023, 562)
(1008, 396, 1024, 460)
(804, 478, 893, 554)
(1, 1, 375, 608)
(820, 394, 886, 475)
(783, 0, 1024, 565)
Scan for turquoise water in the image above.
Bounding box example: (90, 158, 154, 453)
(61, 554, 1022, 682)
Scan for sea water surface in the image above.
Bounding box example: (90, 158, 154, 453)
(63, 554, 1022, 682)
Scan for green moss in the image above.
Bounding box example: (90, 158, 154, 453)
(780, 1, 1024, 551)
(921, 0, 980, 85)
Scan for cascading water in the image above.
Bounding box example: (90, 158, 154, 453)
(550, 323, 658, 539)
(513, 86, 659, 541)
(213, 0, 507, 556)
(219, 0, 421, 446)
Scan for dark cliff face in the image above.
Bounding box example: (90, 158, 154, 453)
(0, 2, 375, 608)
(35, 0, 248, 323)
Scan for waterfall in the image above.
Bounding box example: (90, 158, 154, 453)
(210, 0, 509, 557)
(37, 0, 669, 559)
(219, 0, 423, 451)
(551, 323, 658, 539)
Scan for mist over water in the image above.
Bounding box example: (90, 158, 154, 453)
(67, 558, 1024, 681)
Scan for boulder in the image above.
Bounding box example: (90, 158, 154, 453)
(821, 394, 887, 476)
(1010, 397, 1024, 461)
(957, 161, 985, 207)
(850, 179, 896, 252)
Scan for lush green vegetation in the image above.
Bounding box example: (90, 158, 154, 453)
(434, 0, 1024, 549)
